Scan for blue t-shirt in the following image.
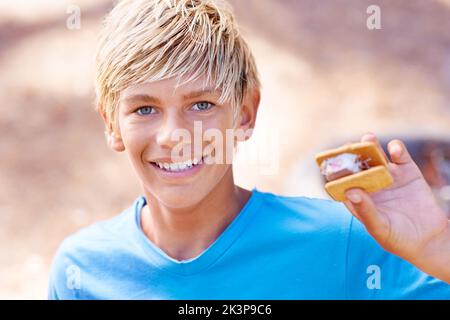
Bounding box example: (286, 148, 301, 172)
(48, 188, 450, 299)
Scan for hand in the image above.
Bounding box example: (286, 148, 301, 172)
(343, 133, 450, 283)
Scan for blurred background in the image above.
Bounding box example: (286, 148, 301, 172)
(1, 0, 450, 299)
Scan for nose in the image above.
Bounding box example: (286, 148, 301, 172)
(155, 110, 190, 150)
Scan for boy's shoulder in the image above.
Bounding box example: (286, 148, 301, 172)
(255, 188, 351, 226)
(251, 189, 353, 242)
(48, 197, 143, 299)
(54, 197, 143, 262)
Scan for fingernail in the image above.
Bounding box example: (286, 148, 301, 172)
(347, 192, 362, 204)
(391, 143, 402, 156)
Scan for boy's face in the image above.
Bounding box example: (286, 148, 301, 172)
(107, 76, 259, 208)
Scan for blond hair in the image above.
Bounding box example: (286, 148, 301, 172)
(95, 0, 260, 133)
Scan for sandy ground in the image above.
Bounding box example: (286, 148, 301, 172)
(1, 0, 450, 299)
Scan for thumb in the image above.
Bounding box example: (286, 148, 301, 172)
(345, 188, 390, 240)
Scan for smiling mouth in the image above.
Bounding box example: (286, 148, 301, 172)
(149, 156, 205, 173)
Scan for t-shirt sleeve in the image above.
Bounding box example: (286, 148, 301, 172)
(47, 240, 83, 300)
(345, 216, 450, 299)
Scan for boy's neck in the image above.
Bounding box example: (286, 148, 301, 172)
(140, 168, 252, 262)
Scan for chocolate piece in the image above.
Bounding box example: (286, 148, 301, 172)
(320, 153, 369, 182)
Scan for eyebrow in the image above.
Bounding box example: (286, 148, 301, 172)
(121, 94, 160, 106)
(181, 87, 218, 100)
(121, 87, 218, 105)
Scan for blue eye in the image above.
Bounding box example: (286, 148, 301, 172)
(136, 107, 156, 116)
(191, 102, 214, 111)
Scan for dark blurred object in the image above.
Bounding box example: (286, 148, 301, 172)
(392, 139, 450, 215)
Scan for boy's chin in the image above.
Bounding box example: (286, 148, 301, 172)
(153, 185, 211, 209)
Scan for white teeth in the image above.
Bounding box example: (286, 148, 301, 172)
(154, 157, 203, 172)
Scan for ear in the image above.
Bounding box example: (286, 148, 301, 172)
(235, 87, 260, 141)
(99, 108, 125, 152)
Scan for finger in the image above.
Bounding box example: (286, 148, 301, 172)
(343, 200, 363, 222)
(360, 132, 390, 163)
(387, 139, 414, 165)
(345, 188, 390, 240)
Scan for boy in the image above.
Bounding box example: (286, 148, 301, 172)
(48, 0, 450, 299)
